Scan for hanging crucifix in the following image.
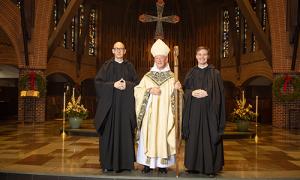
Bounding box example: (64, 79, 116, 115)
(139, 0, 180, 39)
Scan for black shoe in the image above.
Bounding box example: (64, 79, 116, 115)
(186, 170, 200, 174)
(116, 169, 131, 173)
(142, 166, 151, 173)
(158, 168, 168, 174)
(102, 168, 112, 173)
(207, 173, 216, 178)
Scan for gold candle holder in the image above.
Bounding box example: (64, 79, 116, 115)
(61, 91, 67, 138)
(255, 95, 258, 143)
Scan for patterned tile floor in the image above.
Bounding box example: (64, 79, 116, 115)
(0, 119, 299, 179)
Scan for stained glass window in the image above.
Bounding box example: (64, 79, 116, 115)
(79, 5, 84, 36)
(243, 19, 247, 53)
(53, 3, 57, 29)
(250, 0, 256, 52)
(51, 1, 98, 54)
(222, 9, 229, 58)
(235, 7, 240, 33)
(221, 0, 268, 58)
(262, 1, 267, 31)
(63, 0, 68, 48)
(16, 1, 21, 9)
(88, 9, 97, 56)
(71, 17, 76, 51)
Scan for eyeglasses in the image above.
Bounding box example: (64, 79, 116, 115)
(113, 48, 125, 51)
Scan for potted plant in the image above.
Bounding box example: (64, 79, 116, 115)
(231, 96, 256, 132)
(65, 95, 88, 129)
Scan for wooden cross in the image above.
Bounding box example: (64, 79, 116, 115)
(139, 0, 180, 39)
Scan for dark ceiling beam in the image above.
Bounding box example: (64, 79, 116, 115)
(235, 0, 272, 63)
(48, 0, 83, 59)
(24, 0, 34, 40)
(76, 4, 91, 76)
(56, 0, 65, 20)
(291, 30, 299, 70)
(194, 0, 222, 7)
(287, 0, 298, 43)
(19, 0, 30, 66)
(291, 0, 300, 70)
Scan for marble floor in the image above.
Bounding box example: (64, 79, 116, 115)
(0, 119, 299, 179)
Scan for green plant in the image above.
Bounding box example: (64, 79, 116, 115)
(65, 96, 88, 119)
(231, 97, 256, 122)
(272, 75, 300, 102)
(19, 72, 46, 97)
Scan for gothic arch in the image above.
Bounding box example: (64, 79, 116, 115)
(46, 71, 75, 84)
(0, 29, 18, 66)
(79, 73, 95, 84)
(240, 71, 273, 86)
(0, 0, 23, 67)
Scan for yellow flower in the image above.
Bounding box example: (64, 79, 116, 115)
(231, 97, 257, 122)
(65, 95, 88, 119)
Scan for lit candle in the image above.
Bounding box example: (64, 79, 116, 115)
(62, 92, 67, 136)
(72, 88, 75, 98)
(242, 91, 245, 101)
(255, 95, 259, 143)
(63, 92, 66, 121)
(66, 85, 69, 91)
(255, 96, 258, 115)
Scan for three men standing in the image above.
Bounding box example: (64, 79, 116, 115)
(94, 41, 225, 176)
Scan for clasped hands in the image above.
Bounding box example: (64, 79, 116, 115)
(149, 81, 182, 95)
(192, 89, 208, 98)
(114, 78, 126, 90)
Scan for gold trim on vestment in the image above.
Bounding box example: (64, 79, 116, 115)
(136, 90, 150, 143)
(145, 71, 173, 86)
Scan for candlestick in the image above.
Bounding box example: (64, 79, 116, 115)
(61, 92, 67, 137)
(242, 90, 245, 101)
(63, 92, 66, 121)
(255, 95, 258, 143)
(255, 96, 258, 115)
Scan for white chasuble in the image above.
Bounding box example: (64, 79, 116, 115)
(134, 70, 176, 168)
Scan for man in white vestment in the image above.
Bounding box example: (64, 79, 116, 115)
(134, 39, 181, 173)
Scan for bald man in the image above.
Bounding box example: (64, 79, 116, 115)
(95, 42, 139, 172)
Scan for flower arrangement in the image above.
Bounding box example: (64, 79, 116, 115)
(231, 96, 256, 122)
(65, 95, 88, 119)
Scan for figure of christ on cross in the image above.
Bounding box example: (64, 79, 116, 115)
(139, 0, 180, 39)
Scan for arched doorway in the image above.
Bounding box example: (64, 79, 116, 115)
(242, 76, 272, 124)
(0, 65, 18, 120)
(0, 27, 19, 121)
(81, 78, 96, 118)
(46, 73, 74, 120)
(223, 81, 239, 121)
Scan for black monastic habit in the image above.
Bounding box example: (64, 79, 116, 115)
(182, 65, 225, 174)
(94, 59, 139, 171)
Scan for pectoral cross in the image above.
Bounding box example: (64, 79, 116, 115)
(139, 0, 180, 39)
